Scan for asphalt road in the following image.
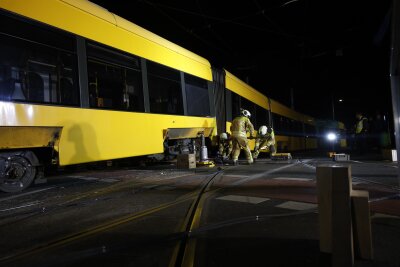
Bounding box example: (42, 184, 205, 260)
(0, 156, 399, 267)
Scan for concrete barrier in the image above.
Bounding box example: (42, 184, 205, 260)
(316, 165, 372, 267)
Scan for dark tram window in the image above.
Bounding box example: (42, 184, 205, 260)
(305, 124, 316, 137)
(273, 114, 285, 135)
(87, 43, 144, 112)
(0, 13, 79, 106)
(283, 117, 291, 135)
(255, 105, 268, 129)
(293, 120, 304, 136)
(184, 73, 210, 116)
(231, 91, 241, 118)
(273, 114, 305, 136)
(147, 61, 183, 115)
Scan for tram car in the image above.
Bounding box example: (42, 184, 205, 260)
(0, 0, 342, 192)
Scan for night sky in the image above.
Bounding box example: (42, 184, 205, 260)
(90, 0, 393, 130)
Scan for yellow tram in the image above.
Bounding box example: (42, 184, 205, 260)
(0, 0, 343, 192)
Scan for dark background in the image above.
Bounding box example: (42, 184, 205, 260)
(89, 0, 393, 130)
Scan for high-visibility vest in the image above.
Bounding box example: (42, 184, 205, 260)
(355, 117, 367, 134)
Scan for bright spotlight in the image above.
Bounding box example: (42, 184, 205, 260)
(326, 132, 337, 141)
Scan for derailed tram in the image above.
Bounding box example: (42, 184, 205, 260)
(0, 0, 341, 193)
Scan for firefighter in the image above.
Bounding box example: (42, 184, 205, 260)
(354, 112, 369, 154)
(218, 132, 233, 161)
(230, 109, 255, 165)
(252, 125, 276, 160)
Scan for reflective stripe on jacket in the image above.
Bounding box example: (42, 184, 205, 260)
(230, 116, 254, 136)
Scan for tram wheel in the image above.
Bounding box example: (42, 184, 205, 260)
(0, 154, 37, 193)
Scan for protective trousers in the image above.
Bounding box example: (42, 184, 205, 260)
(219, 140, 232, 159)
(253, 137, 276, 159)
(231, 133, 253, 164)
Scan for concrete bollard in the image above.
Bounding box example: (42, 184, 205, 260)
(351, 190, 373, 260)
(316, 165, 372, 267)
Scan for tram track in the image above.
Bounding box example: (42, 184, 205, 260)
(3, 160, 395, 266)
(0, 171, 199, 226)
(1, 163, 293, 266)
(0, 169, 222, 265)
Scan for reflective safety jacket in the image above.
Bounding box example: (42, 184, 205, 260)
(257, 127, 275, 142)
(355, 117, 368, 134)
(230, 116, 254, 137)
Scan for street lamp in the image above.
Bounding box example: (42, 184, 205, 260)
(331, 93, 335, 120)
(331, 94, 343, 121)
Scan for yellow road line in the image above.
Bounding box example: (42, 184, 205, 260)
(171, 173, 224, 267)
(61, 173, 194, 204)
(0, 191, 198, 264)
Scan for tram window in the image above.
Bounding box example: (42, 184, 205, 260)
(284, 117, 291, 135)
(292, 121, 299, 136)
(147, 61, 183, 115)
(273, 114, 289, 135)
(289, 119, 294, 135)
(0, 13, 79, 106)
(184, 73, 210, 116)
(280, 116, 287, 134)
(255, 105, 268, 129)
(231, 91, 241, 118)
(87, 43, 144, 112)
(272, 114, 281, 134)
(305, 124, 316, 137)
(296, 121, 304, 136)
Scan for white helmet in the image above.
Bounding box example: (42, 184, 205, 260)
(241, 109, 251, 118)
(259, 125, 267, 135)
(220, 132, 228, 140)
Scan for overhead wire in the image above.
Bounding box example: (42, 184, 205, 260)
(143, 0, 296, 37)
(194, 0, 236, 57)
(139, 0, 231, 57)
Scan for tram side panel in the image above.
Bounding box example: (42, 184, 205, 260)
(0, 3, 216, 192)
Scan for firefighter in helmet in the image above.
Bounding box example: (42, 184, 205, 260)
(253, 125, 276, 160)
(217, 132, 233, 162)
(230, 109, 255, 165)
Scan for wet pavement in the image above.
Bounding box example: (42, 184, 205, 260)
(0, 152, 399, 267)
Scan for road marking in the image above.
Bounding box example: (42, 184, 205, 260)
(371, 213, 400, 219)
(276, 201, 317, 211)
(273, 177, 312, 181)
(0, 187, 55, 202)
(75, 177, 99, 181)
(216, 195, 270, 204)
(231, 162, 300, 186)
(384, 165, 398, 168)
(99, 178, 119, 183)
(0, 201, 42, 212)
(349, 160, 364, 163)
